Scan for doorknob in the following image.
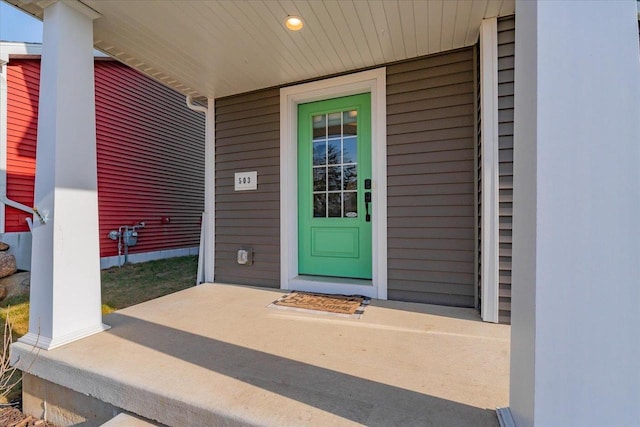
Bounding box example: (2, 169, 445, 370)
(364, 192, 371, 222)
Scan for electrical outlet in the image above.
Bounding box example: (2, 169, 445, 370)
(237, 247, 253, 265)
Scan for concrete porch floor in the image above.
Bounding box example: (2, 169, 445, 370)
(11, 283, 510, 426)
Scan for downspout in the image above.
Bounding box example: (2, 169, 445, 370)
(0, 55, 9, 231)
(185, 95, 212, 284)
(0, 191, 47, 231)
(186, 95, 207, 114)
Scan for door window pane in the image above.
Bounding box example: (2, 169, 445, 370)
(344, 192, 357, 218)
(328, 193, 342, 217)
(313, 140, 326, 165)
(343, 110, 357, 135)
(343, 165, 357, 190)
(313, 115, 326, 139)
(327, 112, 342, 138)
(313, 167, 326, 191)
(343, 137, 357, 164)
(314, 194, 326, 217)
(327, 140, 341, 164)
(327, 166, 342, 191)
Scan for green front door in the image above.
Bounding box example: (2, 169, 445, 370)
(298, 93, 372, 279)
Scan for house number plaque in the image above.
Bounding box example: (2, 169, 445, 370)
(234, 171, 258, 191)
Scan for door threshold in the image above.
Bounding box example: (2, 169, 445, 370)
(295, 275, 372, 286)
(288, 276, 375, 298)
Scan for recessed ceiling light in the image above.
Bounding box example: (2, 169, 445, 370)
(285, 15, 304, 31)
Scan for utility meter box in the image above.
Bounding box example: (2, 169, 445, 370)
(124, 230, 138, 246)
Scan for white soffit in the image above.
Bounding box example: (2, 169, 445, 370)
(7, 0, 515, 98)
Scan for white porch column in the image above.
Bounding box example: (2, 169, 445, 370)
(19, 1, 107, 350)
(508, 1, 640, 426)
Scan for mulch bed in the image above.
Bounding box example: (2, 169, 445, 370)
(0, 407, 54, 426)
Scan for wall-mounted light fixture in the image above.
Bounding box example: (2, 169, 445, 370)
(285, 15, 304, 31)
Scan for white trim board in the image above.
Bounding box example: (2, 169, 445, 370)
(280, 68, 388, 299)
(204, 98, 216, 283)
(479, 18, 500, 323)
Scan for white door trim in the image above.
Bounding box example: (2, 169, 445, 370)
(280, 68, 387, 299)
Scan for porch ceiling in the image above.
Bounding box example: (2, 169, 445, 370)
(8, 0, 514, 98)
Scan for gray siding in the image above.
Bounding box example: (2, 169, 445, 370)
(214, 48, 483, 309)
(215, 89, 280, 287)
(386, 48, 477, 307)
(497, 16, 515, 323)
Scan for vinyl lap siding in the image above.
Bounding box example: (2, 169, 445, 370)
(5, 59, 205, 258)
(386, 48, 476, 307)
(94, 61, 205, 257)
(497, 16, 515, 323)
(214, 89, 280, 288)
(5, 59, 39, 231)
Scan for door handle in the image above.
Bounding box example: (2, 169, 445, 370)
(364, 192, 371, 222)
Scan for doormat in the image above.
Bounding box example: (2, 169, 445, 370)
(268, 291, 370, 319)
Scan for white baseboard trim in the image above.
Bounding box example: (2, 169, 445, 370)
(496, 407, 516, 427)
(18, 323, 110, 351)
(100, 247, 199, 269)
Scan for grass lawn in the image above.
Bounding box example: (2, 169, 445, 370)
(101, 255, 198, 314)
(0, 255, 198, 403)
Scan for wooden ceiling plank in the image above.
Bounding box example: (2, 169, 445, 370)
(204, 0, 301, 88)
(322, 0, 369, 69)
(305, 0, 359, 71)
(440, 0, 460, 52)
(351, 0, 386, 65)
(190, 4, 280, 93)
(397, 0, 417, 59)
(367, 0, 397, 63)
(335, 0, 376, 67)
(285, 0, 344, 75)
(452, 1, 474, 49)
(427, 0, 443, 54)
(498, 0, 516, 17)
(176, 1, 266, 91)
(271, 0, 337, 77)
(381, 0, 408, 60)
(413, 0, 430, 57)
(245, 0, 325, 78)
(485, 0, 504, 18)
(219, 0, 306, 81)
(89, 1, 219, 94)
(464, 0, 490, 46)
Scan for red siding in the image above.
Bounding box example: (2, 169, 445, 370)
(5, 59, 38, 231)
(5, 58, 205, 257)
